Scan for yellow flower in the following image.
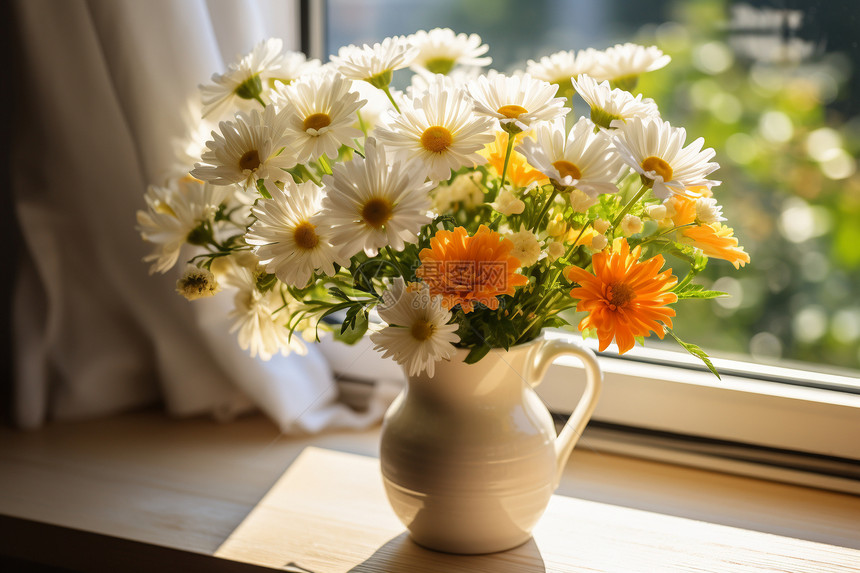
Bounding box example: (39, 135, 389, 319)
(481, 131, 547, 188)
(668, 195, 750, 269)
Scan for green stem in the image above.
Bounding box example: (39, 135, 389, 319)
(318, 155, 332, 175)
(356, 110, 368, 137)
(636, 223, 695, 246)
(499, 131, 515, 192)
(610, 184, 648, 231)
(567, 222, 593, 255)
(300, 165, 322, 186)
(517, 291, 562, 344)
(532, 188, 559, 230)
(381, 86, 401, 114)
(384, 245, 408, 279)
(252, 93, 266, 108)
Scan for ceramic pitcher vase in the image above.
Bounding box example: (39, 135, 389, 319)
(380, 334, 603, 554)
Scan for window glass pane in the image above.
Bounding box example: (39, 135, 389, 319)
(326, 0, 860, 375)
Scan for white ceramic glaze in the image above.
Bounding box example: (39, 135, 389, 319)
(380, 334, 603, 554)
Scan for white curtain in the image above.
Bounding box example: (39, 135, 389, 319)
(12, 0, 398, 431)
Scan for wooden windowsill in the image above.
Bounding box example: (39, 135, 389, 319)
(0, 410, 858, 571)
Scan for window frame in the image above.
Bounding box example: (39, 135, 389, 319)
(536, 331, 860, 462)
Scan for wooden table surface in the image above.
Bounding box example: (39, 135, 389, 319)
(1, 410, 859, 572)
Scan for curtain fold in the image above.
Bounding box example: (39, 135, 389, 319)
(11, 0, 391, 432)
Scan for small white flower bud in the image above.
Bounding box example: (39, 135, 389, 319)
(490, 189, 525, 216)
(592, 218, 611, 234)
(591, 234, 608, 251)
(620, 214, 643, 236)
(547, 241, 566, 260)
(645, 204, 668, 220)
(568, 188, 598, 213)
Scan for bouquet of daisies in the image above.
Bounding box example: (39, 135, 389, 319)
(137, 29, 749, 377)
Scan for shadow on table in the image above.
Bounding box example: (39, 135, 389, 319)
(347, 532, 547, 573)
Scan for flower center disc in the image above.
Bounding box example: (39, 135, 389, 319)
(421, 126, 453, 153)
(410, 319, 435, 341)
(641, 156, 673, 181)
(606, 281, 636, 310)
(239, 149, 262, 171)
(362, 197, 394, 228)
(552, 160, 582, 181)
(303, 112, 332, 132)
(496, 104, 529, 119)
(293, 221, 319, 250)
(497, 104, 528, 119)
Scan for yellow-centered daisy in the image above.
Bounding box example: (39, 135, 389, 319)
(277, 71, 366, 163)
(246, 178, 349, 288)
(375, 79, 496, 182)
(611, 117, 720, 200)
(518, 117, 624, 196)
(467, 73, 568, 133)
(370, 278, 460, 378)
(321, 139, 433, 256)
(192, 106, 296, 188)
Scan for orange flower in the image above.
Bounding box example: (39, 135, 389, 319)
(417, 225, 529, 313)
(566, 238, 677, 354)
(481, 131, 547, 188)
(669, 196, 750, 269)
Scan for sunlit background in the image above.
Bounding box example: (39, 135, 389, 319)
(327, 0, 860, 373)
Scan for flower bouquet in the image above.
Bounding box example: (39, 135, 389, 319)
(138, 29, 749, 378)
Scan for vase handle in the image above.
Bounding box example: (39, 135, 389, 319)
(531, 337, 603, 487)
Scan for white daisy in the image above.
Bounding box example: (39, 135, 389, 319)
(269, 50, 322, 87)
(370, 278, 459, 377)
(246, 178, 350, 288)
(467, 73, 568, 133)
(277, 71, 366, 163)
(407, 28, 491, 76)
(321, 139, 434, 256)
(191, 106, 296, 188)
(591, 43, 671, 89)
(219, 256, 306, 360)
(136, 176, 231, 274)
(375, 80, 496, 182)
(200, 38, 286, 119)
(572, 74, 660, 130)
(330, 36, 418, 88)
(526, 48, 601, 94)
(611, 117, 720, 200)
(517, 117, 624, 196)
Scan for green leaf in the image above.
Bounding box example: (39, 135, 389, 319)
(333, 311, 368, 345)
(328, 287, 350, 301)
(664, 328, 721, 379)
(464, 344, 491, 364)
(673, 284, 728, 300)
(255, 178, 272, 199)
(255, 272, 278, 293)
